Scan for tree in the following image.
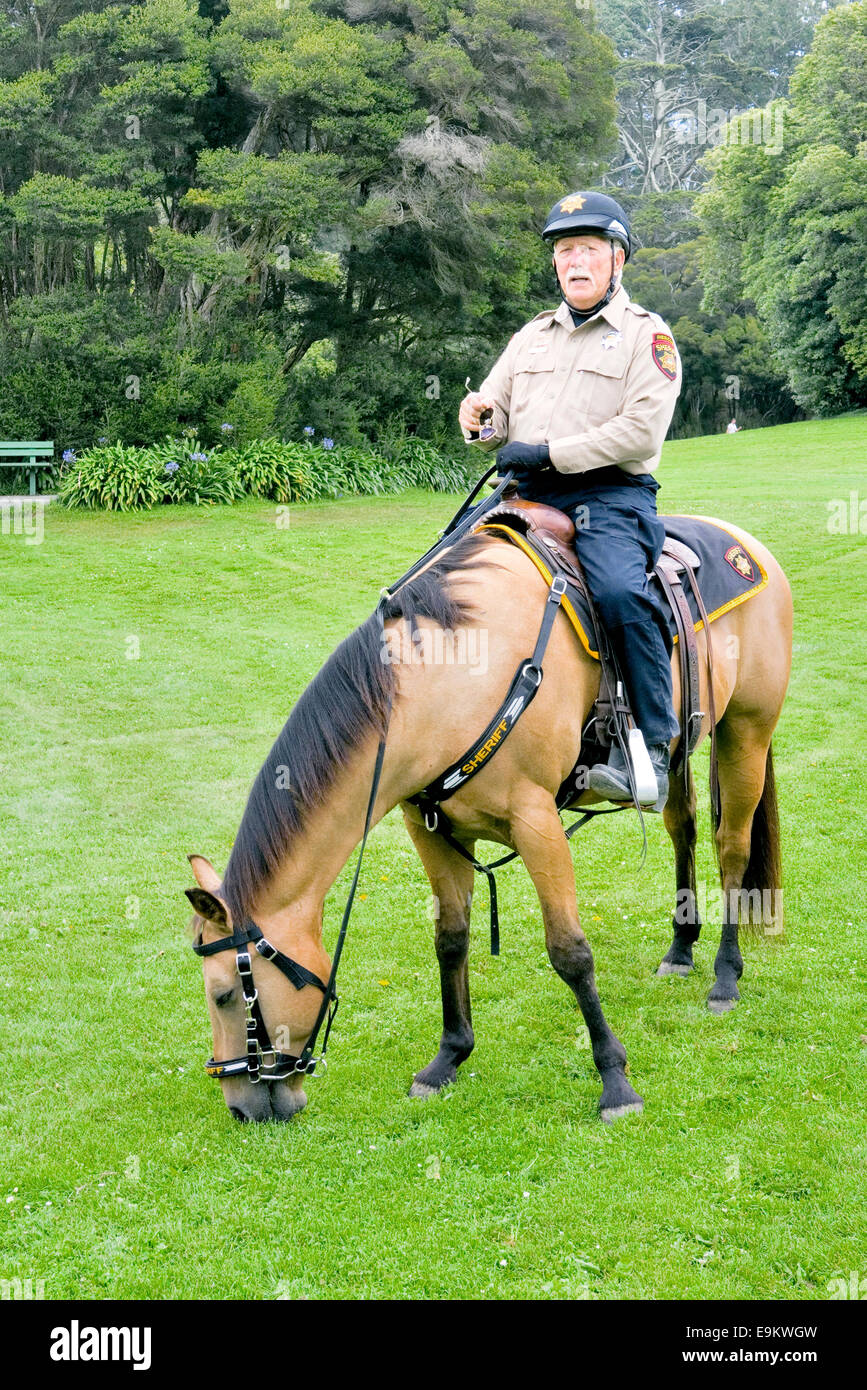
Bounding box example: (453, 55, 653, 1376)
(0, 0, 618, 445)
(595, 0, 847, 199)
(698, 2, 867, 415)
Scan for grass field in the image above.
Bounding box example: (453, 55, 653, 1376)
(1, 414, 866, 1301)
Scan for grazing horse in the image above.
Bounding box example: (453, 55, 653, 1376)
(185, 516, 792, 1123)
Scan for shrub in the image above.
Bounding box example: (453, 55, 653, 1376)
(303, 444, 391, 499)
(380, 436, 475, 492)
(56, 443, 162, 511)
(54, 429, 480, 512)
(147, 436, 243, 505)
(225, 438, 313, 503)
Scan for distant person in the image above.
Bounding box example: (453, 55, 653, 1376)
(726, 418, 740, 434)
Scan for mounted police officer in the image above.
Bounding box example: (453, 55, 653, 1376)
(458, 191, 682, 808)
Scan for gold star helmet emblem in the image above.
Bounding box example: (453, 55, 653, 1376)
(559, 194, 587, 214)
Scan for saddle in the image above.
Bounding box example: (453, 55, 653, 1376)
(477, 492, 713, 801)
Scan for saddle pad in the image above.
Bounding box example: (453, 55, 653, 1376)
(478, 515, 768, 663)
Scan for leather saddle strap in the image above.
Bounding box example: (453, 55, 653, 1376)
(680, 564, 721, 823)
(654, 562, 701, 788)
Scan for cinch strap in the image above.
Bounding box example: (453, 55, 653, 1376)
(407, 572, 569, 954)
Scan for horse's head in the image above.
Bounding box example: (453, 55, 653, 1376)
(185, 855, 332, 1123)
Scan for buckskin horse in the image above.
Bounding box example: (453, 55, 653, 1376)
(185, 499, 792, 1124)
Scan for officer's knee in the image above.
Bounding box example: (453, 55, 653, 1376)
(594, 580, 641, 627)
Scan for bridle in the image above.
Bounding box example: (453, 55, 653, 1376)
(191, 683, 391, 1087)
(192, 918, 336, 1083)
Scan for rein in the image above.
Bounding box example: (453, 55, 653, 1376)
(192, 600, 393, 1086)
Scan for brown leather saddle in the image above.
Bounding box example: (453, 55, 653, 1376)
(477, 493, 715, 794)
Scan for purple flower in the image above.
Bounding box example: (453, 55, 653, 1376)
(62, 449, 77, 463)
(322, 437, 334, 450)
(221, 423, 234, 433)
(303, 426, 315, 436)
(98, 437, 108, 445)
(165, 461, 180, 474)
(190, 452, 208, 462)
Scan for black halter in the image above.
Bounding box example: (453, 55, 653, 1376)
(192, 919, 333, 1083)
(192, 654, 392, 1086)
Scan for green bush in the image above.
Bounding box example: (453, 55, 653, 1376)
(56, 443, 162, 511)
(54, 429, 479, 512)
(148, 436, 243, 505)
(224, 438, 313, 503)
(380, 436, 475, 492)
(304, 444, 390, 498)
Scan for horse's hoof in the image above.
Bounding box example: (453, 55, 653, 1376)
(656, 961, 692, 976)
(707, 997, 737, 1014)
(600, 1099, 644, 1124)
(409, 1080, 439, 1099)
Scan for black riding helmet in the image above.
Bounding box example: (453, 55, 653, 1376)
(542, 191, 632, 319)
(542, 191, 632, 259)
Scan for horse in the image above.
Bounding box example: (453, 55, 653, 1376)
(184, 513, 792, 1123)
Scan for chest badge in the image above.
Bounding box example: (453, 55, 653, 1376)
(601, 330, 622, 351)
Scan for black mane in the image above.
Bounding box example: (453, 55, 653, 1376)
(221, 532, 496, 923)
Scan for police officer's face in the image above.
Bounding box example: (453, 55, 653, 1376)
(552, 235, 625, 310)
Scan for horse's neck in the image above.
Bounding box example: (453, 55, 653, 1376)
(250, 737, 391, 928)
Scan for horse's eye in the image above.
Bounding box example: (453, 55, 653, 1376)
(214, 989, 235, 1008)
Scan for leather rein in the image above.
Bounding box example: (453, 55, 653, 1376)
(192, 675, 391, 1086)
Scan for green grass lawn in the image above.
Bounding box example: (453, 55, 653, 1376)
(1, 414, 865, 1300)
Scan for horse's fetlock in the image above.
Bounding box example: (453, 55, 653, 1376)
(445, 1025, 474, 1061)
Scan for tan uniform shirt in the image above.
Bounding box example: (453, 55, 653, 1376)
(463, 287, 682, 476)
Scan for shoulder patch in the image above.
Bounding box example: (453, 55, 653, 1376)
(651, 331, 677, 381)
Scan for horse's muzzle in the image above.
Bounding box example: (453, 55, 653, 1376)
(226, 1079, 308, 1123)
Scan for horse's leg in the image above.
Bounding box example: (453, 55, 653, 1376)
(511, 796, 643, 1122)
(657, 759, 701, 976)
(707, 715, 775, 1013)
(402, 814, 476, 1097)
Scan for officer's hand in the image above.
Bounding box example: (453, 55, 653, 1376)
(496, 441, 551, 470)
(459, 392, 495, 434)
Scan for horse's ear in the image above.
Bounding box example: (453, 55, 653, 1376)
(188, 854, 222, 893)
(185, 887, 231, 930)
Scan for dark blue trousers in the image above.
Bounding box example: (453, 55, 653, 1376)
(529, 467, 679, 747)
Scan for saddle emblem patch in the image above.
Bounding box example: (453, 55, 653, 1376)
(651, 332, 677, 379)
(724, 543, 755, 581)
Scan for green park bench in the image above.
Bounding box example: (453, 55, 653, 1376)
(0, 441, 55, 495)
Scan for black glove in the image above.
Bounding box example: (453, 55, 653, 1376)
(496, 441, 551, 471)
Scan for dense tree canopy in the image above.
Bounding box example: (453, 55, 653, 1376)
(0, 0, 616, 446)
(698, 1, 867, 414)
(0, 0, 862, 447)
